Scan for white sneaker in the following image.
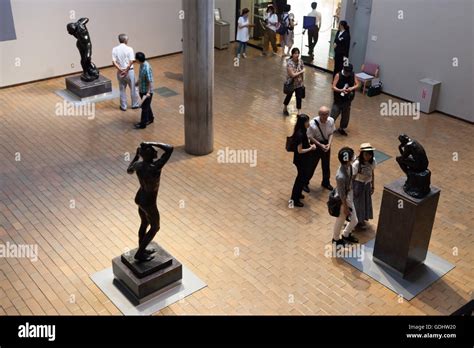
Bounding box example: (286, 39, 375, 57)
(242, 53, 247, 58)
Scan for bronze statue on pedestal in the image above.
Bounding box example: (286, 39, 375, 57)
(396, 134, 431, 198)
(127, 142, 174, 261)
(67, 18, 100, 82)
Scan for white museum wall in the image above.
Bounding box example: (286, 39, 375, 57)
(215, 0, 236, 42)
(0, 0, 183, 87)
(364, 0, 474, 122)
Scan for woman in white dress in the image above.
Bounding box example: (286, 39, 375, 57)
(236, 8, 254, 58)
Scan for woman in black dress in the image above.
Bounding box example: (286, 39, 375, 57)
(333, 20, 351, 78)
(290, 114, 317, 207)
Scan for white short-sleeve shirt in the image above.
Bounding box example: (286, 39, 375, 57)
(265, 13, 279, 32)
(236, 16, 250, 42)
(112, 43, 135, 70)
(307, 116, 336, 142)
(353, 158, 377, 183)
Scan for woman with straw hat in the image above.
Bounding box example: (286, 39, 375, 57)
(352, 143, 377, 230)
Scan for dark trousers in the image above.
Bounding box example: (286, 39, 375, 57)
(307, 148, 331, 186)
(284, 86, 304, 110)
(333, 52, 346, 77)
(308, 26, 319, 55)
(263, 28, 278, 53)
(139, 92, 154, 126)
(291, 161, 311, 202)
(331, 101, 352, 129)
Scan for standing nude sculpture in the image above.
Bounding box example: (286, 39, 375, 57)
(127, 142, 174, 261)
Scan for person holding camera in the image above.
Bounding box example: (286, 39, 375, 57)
(283, 48, 305, 116)
(305, 106, 335, 193)
(236, 8, 255, 59)
(262, 5, 279, 56)
(332, 147, 359, 246)
(290, 114, 317, 208)
(331, 63, 359, 136)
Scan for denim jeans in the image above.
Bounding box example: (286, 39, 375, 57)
(237, 41, 247, 55)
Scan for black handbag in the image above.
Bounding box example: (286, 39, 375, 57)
(285, 136, 295, 152)
(284, 78, 294, 95)
(327, 189, 342, 217)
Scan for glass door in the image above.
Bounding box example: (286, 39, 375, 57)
(287, 0, 341, 71)
(237, 0, 283, 48)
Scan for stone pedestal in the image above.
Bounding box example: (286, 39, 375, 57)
(112, 242, 182, 305)
(65, 75, 112, 100)
(373, 178, 441, 278)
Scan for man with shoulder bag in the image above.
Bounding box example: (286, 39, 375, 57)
(305, 106, 335, 193)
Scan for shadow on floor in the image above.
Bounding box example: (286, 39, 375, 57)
(164, 72, 183, 82)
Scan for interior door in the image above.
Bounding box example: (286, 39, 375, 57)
(349, 0, 372, 71)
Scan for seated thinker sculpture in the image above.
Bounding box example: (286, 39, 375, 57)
(396, 134, 431, 198)
(127, 142, 174, 261)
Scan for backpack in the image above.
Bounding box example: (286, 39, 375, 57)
(327, 189, 342, 217)
(277, 14, 290, 35)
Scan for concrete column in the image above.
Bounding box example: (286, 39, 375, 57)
(182, 0, 214, 156)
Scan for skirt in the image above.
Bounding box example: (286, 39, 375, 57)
(353, 181, 373, 222)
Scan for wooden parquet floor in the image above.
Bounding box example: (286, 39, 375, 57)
(0, 45, 472, 315)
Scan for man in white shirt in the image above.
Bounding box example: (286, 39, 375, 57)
(307, 2, 322, 58)
(305, 106, 335, 192)
(112, 34, 139, 111)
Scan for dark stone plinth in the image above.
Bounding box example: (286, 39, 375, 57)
(65, 75, 112, 99)
(121, 248, 173, 279)
(404, 169, 431, 198)
(112, 242, 182, 305)
(373, 178, 441, 278)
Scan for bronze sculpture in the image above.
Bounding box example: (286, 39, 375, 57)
(67, 18, 99, 82)
(396, 134, 431, 198)
(127, 142, 174, 261)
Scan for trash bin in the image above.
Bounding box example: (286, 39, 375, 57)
(214, 8, 229, 50)
(418, 78, 441, 114)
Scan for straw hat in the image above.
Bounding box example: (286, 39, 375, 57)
(360, 143, 376, 152)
